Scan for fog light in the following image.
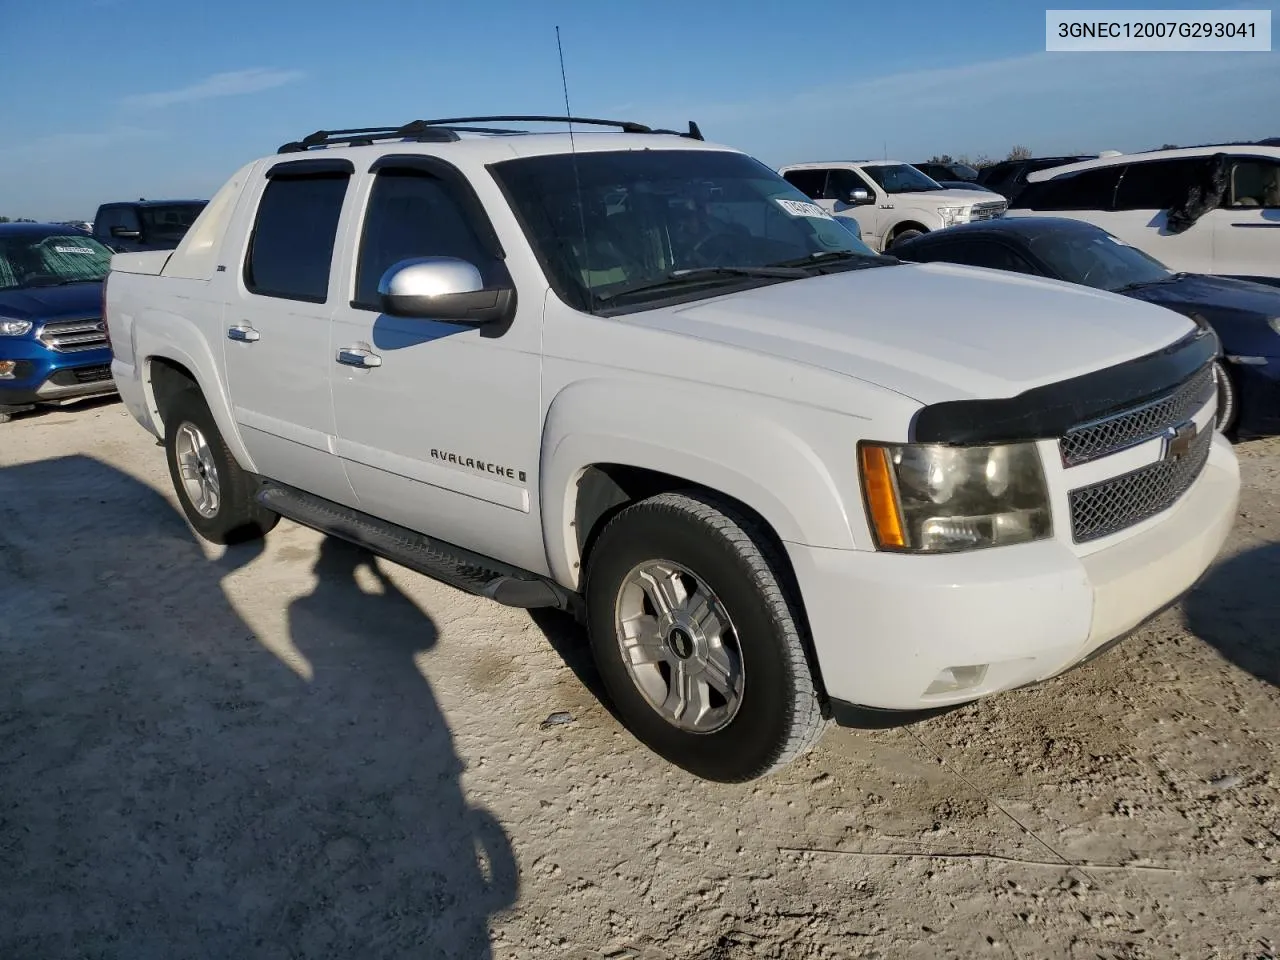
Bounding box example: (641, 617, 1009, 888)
(924, 664, 989, 696)
(0, 360, 16, 379)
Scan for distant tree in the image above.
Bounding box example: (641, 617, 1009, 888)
(1007, 145, 1033, 161)
(0, 216, 9, 223)
(928, 154, 954, 164)
(970, 154, 997, 169)
(1160, 143, 1179, 150)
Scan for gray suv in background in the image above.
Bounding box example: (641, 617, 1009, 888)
(92, 199, 207, 253)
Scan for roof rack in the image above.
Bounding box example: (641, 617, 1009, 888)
(278, 115, 705, 153)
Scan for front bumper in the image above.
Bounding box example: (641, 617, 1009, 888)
(0, 343, 116, 410)
(787, 434, 1240, 713)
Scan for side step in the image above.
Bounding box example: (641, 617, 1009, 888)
(256, 483, 574, 611)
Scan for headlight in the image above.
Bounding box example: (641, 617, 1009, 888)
(859, 441, 1052, 553)
(0, 318, 33, 336)
(1268, 316, 1280, 335)
(936, 206, 969, 228)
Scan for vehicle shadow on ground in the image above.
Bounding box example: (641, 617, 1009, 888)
(527, 608, 621, 724)
(1184, 540, 1280, 687)
(0, 455, 517, 960)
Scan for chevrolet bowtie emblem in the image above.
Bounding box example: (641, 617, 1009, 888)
(1162, 421, 1197, 461)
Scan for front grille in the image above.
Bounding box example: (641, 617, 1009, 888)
(37, 318, 108, 353)
(1059, 363, 1216, 467)
(1068, 423, 1212, 543)
(969, 200, 1007, 221)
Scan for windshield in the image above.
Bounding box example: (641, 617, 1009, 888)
(0, 233, 113, 290)
(139, 203, 206, 243)
(1027, 229, 1171, 291)
(491, 149, 880, 311)
(861, 163, 943, 194)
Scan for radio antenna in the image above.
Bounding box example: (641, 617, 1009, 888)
(556, 25, 593, 314)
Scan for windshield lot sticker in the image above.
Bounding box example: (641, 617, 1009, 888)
(775, 199, 835, 220)
(53, 246, 97, 254)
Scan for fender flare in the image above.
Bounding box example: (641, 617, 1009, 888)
(540, 378, 855, 590)
(134, 310, 257, 473)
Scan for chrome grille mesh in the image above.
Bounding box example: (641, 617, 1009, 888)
(969, 200, 1007, 221)
(1068, 424, 1212, 543)
(1059, 363, 1215, 467)
(37, 319, 108, 353)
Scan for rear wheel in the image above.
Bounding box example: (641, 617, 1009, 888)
(1213, 360, 1238, 436)
(163, 389, 278, 544)
(584, 491, 826, 782)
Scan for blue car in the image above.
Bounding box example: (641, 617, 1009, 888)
(0, 223, 115, 424)
(891, 216, 1280, 438)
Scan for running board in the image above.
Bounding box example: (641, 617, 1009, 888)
(256, 483, 573, 611)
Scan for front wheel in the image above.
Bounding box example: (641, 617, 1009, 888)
(584, 491, 827, 782)
(163, 388, 279, 544)
(1212, 360, 1238, 436)
(890, 228, 925, 247)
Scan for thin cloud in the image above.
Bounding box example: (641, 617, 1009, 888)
(120, 68, 305, 110)
(0, 126, 161, 165)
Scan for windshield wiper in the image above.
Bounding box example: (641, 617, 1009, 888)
(769, 250, 896, 269)
(1110, 273, 1185, 293)
(595, 266, 807, 305)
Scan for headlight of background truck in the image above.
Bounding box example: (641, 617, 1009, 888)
(0, 318, 33, 336)
(859, 441, 1052, 553)
(936, 206, 969, 228)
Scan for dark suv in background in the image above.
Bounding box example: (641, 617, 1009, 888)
(92, 199, 207, 253)
(911, 161, 980, 183)
(975, 156, 1099, 201)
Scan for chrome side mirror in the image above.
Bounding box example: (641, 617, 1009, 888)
(378, 256, 515, 325)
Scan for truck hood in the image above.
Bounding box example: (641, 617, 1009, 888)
(898, 188, 1001, 206)
(0, 281, 103, 321)
(634, 262, 1197, 405)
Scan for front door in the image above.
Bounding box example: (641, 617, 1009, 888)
(328, 158, 545, 573)
(1214, 156, 1280, 281)
(824, 169, 883, 250)
(221, 159, 357, 507)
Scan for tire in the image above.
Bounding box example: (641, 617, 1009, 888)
(890, 228, 925, 247)
(583, 491, 827, 782)
(1212, 360, 1238, 436)
(163, 388, 279, 544)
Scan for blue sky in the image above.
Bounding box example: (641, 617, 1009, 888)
(1, 0, 1276, 219)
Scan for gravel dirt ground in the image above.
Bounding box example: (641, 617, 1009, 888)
(2, 397, 1278, 960)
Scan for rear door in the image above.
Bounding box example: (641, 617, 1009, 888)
(221, 157, 357, 506)
(1214, 155, 1280, 281)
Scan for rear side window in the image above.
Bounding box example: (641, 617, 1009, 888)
(353, 169, 497, 309)
(938, 240, 1039, 274)
(1228, 159, 1280, 208)
(1113, 158, 1204, 210)
(244, 173, 349, 302)
(1012, 166, 1123, 211)
(781, 169, 827, 199)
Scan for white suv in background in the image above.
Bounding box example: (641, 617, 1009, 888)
(1005, 144, 1280, 286)
(779, 160, 1007, 252)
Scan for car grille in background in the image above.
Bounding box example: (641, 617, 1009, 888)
(1059, 363, 1216, 467)
(1068, 422, 1212, 543)
(37, 319, 108, 353)
(969, 200, 1007, 221)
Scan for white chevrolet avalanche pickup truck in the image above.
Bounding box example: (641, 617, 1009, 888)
(105, 116, 1240, 782)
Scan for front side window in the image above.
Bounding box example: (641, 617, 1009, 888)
(244, 173, 349, 302)
(1012, 166, 1123, 210)
(826, 168, 874, 200)
(353, 169, 497, 308)
(1027, 228, 1171, 291)
(491, 149, 883, 312)
(1227, 159, 1280, 208)
(1113, 158, 1204, 210)
(0, 233, 113, 290)
(859, 164, 941, 194)
(94, 206, 137, 236)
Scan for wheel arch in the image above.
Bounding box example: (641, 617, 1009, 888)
(886, 220, 930, 247)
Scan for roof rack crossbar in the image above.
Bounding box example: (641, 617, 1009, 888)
(278, 116, 704, 153)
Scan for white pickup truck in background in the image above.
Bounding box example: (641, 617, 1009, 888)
(105, 116, 1239, 782)
(779, 160, 1007, 251)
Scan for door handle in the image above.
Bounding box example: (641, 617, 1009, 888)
(336, 347, 382, 368)
(227, 324, 260, 343)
